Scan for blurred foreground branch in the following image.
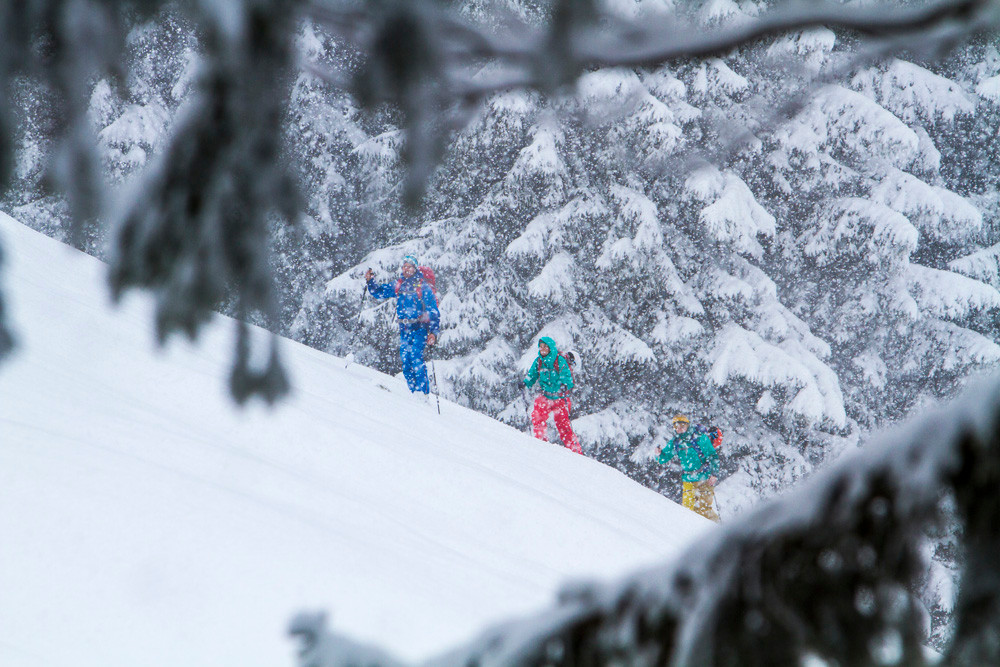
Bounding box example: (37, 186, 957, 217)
(0, 0, 302, 402)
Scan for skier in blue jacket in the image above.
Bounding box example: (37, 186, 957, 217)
(365, 256, 440, 395)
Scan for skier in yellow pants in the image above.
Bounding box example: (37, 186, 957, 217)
(658, 415, 720, 522)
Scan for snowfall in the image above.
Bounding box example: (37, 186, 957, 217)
(0, 213, 712, 667)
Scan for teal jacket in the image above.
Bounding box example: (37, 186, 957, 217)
(658, 431, 720, 483)
(524, 336, 574, 400)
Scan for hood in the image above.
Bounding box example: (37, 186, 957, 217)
(538, 336, 558, 358)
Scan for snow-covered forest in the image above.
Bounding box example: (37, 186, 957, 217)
(3, 0, 1000, 661)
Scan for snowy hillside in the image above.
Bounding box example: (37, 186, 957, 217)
(0, 213, 711, 667)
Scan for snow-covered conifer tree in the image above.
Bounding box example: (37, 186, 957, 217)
(277, 21, 406, 352)
(5, 8, 197, 256)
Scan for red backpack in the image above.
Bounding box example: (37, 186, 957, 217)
(537, 352, 573, 378)
(394, 266, 436, 297)
(692, 424, 723, 452)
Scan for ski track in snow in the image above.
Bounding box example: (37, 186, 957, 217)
(0, 213, 711, 667)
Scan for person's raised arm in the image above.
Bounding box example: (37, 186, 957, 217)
(365, 271, 397, 300)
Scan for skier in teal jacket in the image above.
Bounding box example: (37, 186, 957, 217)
(659, 414, 720, 522)
(524, 336, 582, 454)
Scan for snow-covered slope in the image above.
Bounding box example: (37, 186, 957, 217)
(0, 213, 711, 667)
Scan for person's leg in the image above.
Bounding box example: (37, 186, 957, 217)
(399, 329, 430, 394)
(681, 481, 697, 513)
(689, 481, 721, 522)
(398, 331, 417, 392)
(531, 396, 552, 441)
(411, 327, 430, 393)
(552, 399, 583, 454)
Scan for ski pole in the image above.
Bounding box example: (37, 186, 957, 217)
(430, 357, 441, 415)
(344, 270, 370, 369)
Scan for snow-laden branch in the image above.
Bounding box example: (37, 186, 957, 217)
(575, 0, 999, 69)
(291, 375, 1000, 666)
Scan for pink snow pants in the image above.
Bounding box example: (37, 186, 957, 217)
(530, 396, 583, 454)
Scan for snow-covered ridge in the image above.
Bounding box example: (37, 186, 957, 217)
(0, 214, 710, 667)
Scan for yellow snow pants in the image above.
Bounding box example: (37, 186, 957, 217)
(682, 480, 720, 523)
